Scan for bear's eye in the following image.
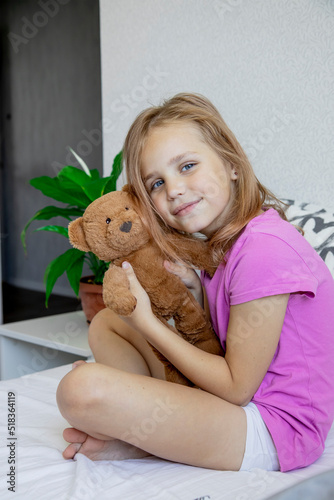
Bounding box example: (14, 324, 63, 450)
(125, 207, 129, 210)
(106, 218, 111, 224)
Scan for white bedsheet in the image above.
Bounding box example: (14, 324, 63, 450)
(0, 364, 334, 500)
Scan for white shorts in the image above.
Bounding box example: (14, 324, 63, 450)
(240, 402, 280, 471)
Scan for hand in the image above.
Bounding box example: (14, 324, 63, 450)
(120, 261, 155, 332)
(164, 260, 203, 306)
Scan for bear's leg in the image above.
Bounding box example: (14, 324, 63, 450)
(173, 291, 223, 357)
(149, 317, 194, 386)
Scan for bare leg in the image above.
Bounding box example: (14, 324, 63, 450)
(88, 308, 166, 380)
(59, 308, 166, 460)
(72, 360, 86, 369)
(57, 362, 246, 470)
(57, 309, 246, 469)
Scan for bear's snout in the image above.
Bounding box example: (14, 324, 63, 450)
(120, 221, 132, 233)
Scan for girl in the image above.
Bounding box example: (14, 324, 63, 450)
(57, 93, 334, 472)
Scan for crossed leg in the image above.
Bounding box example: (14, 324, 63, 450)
(56, 309, 246, 470)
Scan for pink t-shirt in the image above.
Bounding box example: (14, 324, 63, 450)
(201, 209, 334, 472)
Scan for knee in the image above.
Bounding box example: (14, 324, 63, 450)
(56, 363, 100, 424)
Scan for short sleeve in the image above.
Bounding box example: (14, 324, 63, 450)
(229, 233, 319, 305)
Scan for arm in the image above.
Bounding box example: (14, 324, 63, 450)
(121, 261, 289, 405)
(141, 295, 288, 404)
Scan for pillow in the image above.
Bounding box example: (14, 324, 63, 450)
(283, 200, 334, 278)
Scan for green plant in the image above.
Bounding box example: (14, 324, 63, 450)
(21, 149, 123, 306)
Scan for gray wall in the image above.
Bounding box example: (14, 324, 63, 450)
(99, 0, 334, 209)
(1, 0, 102, 297)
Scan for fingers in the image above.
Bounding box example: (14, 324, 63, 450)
(120, 261, 153, 322)
(164, 259, 188, 277)
(122, 260, 138, 280)
(121, 261, 141, 293)
(124, 258, 183, 281)
(164, 260, 200, 290)
(164, 261, 203, 306)
(121, 260, 148, 299)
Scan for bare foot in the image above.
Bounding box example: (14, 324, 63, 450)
(62, 427, 151, 461)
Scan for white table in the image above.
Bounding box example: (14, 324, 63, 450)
(0, 311, 91, 380)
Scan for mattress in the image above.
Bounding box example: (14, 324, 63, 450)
(0, 363, 334, 500)
(2, 200, 334, 499)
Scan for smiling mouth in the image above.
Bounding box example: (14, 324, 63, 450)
(173, 200, 201, 216)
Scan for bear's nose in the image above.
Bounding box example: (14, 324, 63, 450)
(120, 221, 132, 233)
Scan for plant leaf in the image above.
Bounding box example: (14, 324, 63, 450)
(30, 166, 103, 207)
(21, 205, 83, 252)
(85, 252, 109, 283)
(59, 167, 102, 203)
(68, 147, 91, 177)
(34, 225, 69, 238)
(24, 150, 123, 305)
(58, 165, 99, 184)
(30, 176, 92, 208)
(103, 151, 123, 194)
(44, 248, 85, 306)
(66, 253, 85, 296)
(111, 150, 123, 178)
(82, 177, 115, 200)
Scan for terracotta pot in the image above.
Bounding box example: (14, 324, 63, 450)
(79, 276, 105, 323)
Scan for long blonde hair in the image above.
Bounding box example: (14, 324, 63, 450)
(123, 93, 287, 266)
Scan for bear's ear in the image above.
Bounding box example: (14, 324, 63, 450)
(68, 218, 91, 252)
(122, 184, 137, 198)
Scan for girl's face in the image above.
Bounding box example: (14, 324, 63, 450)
(141, 122, 237, 237)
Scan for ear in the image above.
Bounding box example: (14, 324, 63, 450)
(122, 184, 130, 193)
(68, 218, 91, 252)
(229, 164, 238, 180)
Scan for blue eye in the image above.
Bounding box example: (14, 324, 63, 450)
(182, 163, 195, 171)
(152, 179, 164, 190)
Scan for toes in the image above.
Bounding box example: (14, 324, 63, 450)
(63, 427, 88, 444)
(62, 442, 82, 460)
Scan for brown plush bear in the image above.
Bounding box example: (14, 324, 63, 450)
(68, 187, 223, 385)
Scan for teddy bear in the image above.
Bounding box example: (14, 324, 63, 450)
(68, 187, 223, 386)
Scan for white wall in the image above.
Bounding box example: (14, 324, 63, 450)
(99, 0, 334, 208)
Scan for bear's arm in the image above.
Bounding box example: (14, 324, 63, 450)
(166, 233, 216, 276)
(102, 264, 137, 316)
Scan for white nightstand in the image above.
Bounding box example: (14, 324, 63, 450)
(0, 311, 92, 380)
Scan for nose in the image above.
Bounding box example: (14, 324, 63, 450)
(166, 177, 186, 200)
(120, 221, 132, 233)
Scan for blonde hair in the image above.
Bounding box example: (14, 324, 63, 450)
(123, 93, 287, 266)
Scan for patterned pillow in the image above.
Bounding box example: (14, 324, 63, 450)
(283, 200, 334, 278)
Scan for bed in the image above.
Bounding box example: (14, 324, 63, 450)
(1, 200, 334, 500)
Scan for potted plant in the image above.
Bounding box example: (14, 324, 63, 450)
(21, 148, 123, 322)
